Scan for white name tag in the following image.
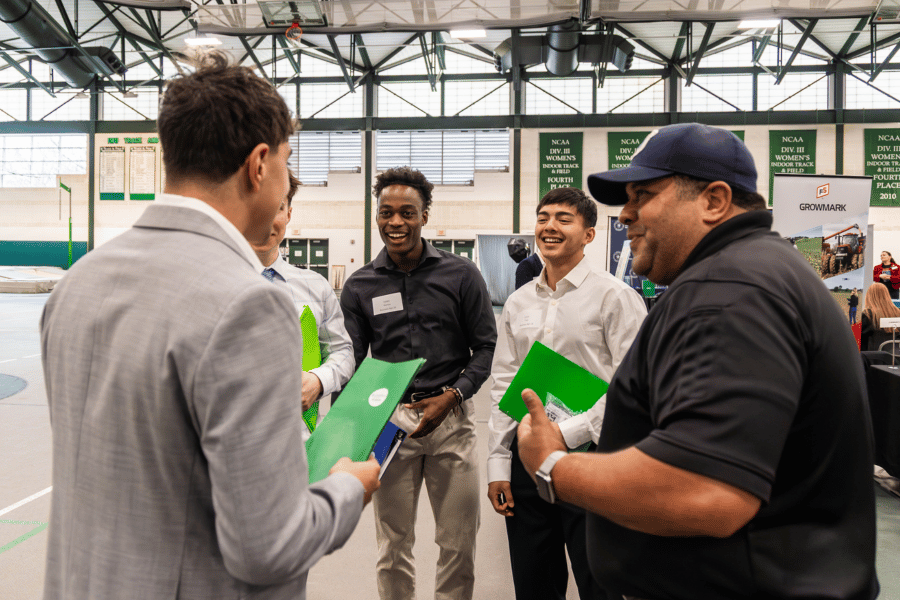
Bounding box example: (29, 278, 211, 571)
(373, 292, 404, 316)
(516, 309, 541, 329)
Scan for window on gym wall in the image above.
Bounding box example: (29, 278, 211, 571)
(444, 80, 509, 116)
(442, 48, 496, 74)
(277, 83, 298, 116)
(300, 83, 363, 118)
(30, 90, 90, 121)
(379, 45, 428, 75)
(376, 129, 509, 184)
(757, 71, 828, 110)
(102, 88, 160, 120)
(0, 134, 87, 187)
(597, 76, 665, 113)
(0, 89, 27, 121)
(526, 77, 593, 114)
(377, 81, 441, 117)
(682, 75, 753, 112)
(290, 131, 361, 185)
(846, 69, 900, 109)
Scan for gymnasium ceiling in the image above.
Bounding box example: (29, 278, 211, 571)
(3, 0, 900, 92)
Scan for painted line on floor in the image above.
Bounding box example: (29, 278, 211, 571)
(0, 523, 48, 555)
(0, 487, 52, 518)
(22, 354, 41, 358)
(0, 520, 46, 526)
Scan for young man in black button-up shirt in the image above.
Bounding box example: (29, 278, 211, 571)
(340, 166, 497, 600)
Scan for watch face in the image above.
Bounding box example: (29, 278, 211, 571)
(536, 471, 555, 504)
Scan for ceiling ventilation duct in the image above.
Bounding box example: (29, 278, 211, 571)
(494, 29, 634, 76)
(546, 21, 581, 76)
(0, 0, 126, 89)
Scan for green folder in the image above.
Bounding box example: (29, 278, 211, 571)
(305, 357, 425, 484)
(499, 341, 609, 424)
(300, 305, 322, 432)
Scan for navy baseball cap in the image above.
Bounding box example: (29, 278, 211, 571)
(587, 123, 758, 206)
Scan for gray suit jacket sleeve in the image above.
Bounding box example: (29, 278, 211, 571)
(193, 282, 363, 585)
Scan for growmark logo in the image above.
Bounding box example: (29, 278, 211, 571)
(369, 388, 389, 407)
(816, 184, 830, 199)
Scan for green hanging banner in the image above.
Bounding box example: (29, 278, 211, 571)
(607, 131, 650, 172)
(769, 130, 817, 205)
(863, 128, 900, 207)
(538, 132, 582, 200)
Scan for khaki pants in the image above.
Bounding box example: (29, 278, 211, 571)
(373, 400, 480, 600)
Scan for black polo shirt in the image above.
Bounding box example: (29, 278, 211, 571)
(340, 240, 496, 399)
(589, 211, 878, 600)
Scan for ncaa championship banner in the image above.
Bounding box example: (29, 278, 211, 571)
(771, 174, 872, 302)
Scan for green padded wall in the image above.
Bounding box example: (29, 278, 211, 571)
(0, 241, 88, 268)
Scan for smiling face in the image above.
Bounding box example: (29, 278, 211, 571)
(883, 251, 892, 265)
(377, 184, 428, 261)
(535, 203, 594, 266)
(619, 176, 709, 285)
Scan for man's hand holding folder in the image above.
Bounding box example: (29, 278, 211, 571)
(517, 388, 567, 483)
(330, 455, 381, 505)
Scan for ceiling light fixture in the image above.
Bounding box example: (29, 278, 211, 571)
(738, 19, 781, 29)
(451, 28, 487, 39)
(185, 36, 222, 46)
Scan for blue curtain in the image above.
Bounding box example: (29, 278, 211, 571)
(476, 234, 535, 305)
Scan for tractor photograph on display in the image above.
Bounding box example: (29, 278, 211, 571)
(821, 224, 865, 277)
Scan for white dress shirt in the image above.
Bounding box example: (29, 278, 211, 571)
(155, 193, 264, 273)
(487, 255, 648, 483)
(266, 255, 355, 397)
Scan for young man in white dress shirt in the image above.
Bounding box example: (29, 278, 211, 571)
(250, 172, 355, 421)
(487, 187, 647, 600)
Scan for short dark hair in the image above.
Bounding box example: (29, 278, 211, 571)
(373, 167, 434, 213)
(286, 171, 299, 207)
(536, 187, 598, 228)
(158, 51, 294, 183)
(674, 174, 767, 212)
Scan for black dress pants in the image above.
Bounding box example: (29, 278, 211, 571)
(504, 438, 609, 600)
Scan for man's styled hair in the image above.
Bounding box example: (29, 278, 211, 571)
(373, 167, 434, 213)
(157, 52, 294, 182)
(287, 171, 299, 207)
(536, 187, 598, 228)
(674, 174, 767, 211)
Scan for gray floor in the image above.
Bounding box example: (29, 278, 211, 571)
(1, 293, 899, 600)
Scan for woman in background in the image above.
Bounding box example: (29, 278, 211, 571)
(873, 250, 900, 300)
(861, 283, 900, 351)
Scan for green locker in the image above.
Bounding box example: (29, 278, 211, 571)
(432, 239, 453, 252)
(454, 240, 474, 260)
(288, 239, 308, 266)
(309, 239, 329, 265)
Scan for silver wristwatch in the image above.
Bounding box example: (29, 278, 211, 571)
(535, 450, 567, 504)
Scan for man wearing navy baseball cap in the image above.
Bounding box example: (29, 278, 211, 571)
(515, 123, 878, 600)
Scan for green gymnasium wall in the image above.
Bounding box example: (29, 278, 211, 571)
(0, 241, 87, 268)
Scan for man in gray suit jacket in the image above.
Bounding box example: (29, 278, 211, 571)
(40, 52, 380, 600)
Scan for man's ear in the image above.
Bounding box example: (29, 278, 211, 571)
(584, 226, 596, 246)
(422, 210, 429, 226)
(287, 205, 293, 221)
(244, 143, 270, 193)
(700, 181, 734, 225)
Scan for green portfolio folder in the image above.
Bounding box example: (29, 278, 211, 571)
(305, 357, 425, 484)
(499, 341, 609, 424)
(300, 305, 321, 432)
